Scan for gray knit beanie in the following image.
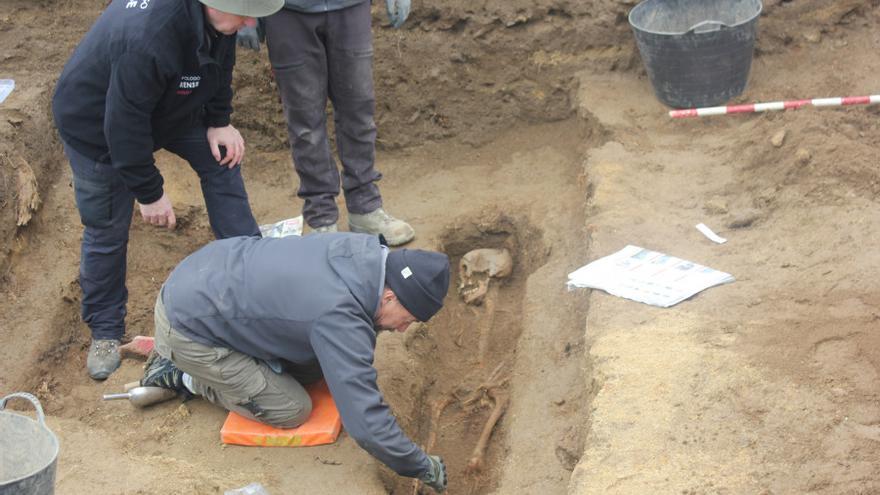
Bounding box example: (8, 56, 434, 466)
(385, 249, 450, 322)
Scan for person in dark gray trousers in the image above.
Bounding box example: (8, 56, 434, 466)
(237, 0, 416, 245)
(53, 0, 285, 381)
(141, 232, 448, 492)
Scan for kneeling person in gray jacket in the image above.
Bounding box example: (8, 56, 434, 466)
(143, 232, 448, 492)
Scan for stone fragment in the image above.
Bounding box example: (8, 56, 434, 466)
(704, 197, 729, 215)
(795, 148, 812, 165)
(770, 129, 786, 148)
(727, 209, 762, 229)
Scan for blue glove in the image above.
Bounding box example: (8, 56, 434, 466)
(385, 0, 410, 28)
(420, 455, 447, 493)
(236, 23, 264, 52)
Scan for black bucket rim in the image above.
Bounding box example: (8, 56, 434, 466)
(0, 393, 60, 488)
(629, 0, 762, 37)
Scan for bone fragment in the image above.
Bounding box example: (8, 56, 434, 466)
(477, 284, 498, 367)
(463, 361, 508, 406)
(426, 396, 454, 453)
(465, 389, 508, 475)
(411, 396, 455, 495)
(9, 155, 39, 226)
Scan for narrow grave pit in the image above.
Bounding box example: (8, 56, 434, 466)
(377, 214, 550, 494)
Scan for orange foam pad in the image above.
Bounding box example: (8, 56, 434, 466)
(220, 380, 342, 447)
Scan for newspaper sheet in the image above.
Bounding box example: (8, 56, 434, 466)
(259, 216, 303, 238)
(567, 245, 734, 307)
(0, 80, 14, 105)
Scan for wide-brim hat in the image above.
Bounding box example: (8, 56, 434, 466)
(199, 0, 284, 17)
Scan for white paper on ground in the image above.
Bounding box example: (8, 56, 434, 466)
(0, 80, 14, 104)
(696, 222, 727, 244)
(258, 216, 303, 238)
(567, 245, 735, 307)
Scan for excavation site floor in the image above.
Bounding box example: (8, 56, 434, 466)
(1, 0, 880, 493)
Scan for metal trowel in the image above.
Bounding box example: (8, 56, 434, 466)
(103, 385, 177, 408)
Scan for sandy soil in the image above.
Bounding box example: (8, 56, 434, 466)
(1, 0, 880, 493)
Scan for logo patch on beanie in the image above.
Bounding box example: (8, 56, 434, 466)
(401, 267, 413, 279)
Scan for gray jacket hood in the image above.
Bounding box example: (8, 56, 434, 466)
(325, 234, 383, 320)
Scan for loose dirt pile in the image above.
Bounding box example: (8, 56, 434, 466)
(2, 0, 880, 493)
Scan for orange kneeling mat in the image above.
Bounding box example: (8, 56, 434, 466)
(220, 380, 342, 447)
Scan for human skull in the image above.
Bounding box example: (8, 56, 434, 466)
(458, 248, 513, 305)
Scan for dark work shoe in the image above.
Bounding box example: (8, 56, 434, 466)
(87, 339, 121, 380)
(141, 353, 189, 397)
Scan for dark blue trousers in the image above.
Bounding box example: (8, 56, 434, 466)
(65, 127, 260, 341)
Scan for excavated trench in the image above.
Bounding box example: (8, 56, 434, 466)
(3, 104, 597, 493)
(379, 213, 588, 494)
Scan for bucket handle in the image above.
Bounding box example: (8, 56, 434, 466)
(688, 20, 727, 34)
(0, 392, 47, 426)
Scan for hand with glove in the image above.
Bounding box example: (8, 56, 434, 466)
(385, 0, 411, 28)
(420, 455, 447, 493)
(236, 21, 265, 52)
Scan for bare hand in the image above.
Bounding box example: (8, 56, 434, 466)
(138, 192, 176, 230)
(207, 125, 245, 168)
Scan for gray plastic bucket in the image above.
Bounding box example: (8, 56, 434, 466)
(0, 393, 59, 495)
(629, 0, 762, 108)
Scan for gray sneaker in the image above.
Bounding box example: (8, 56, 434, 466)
(308, 223, 338, 234)
(87, 339, 121, 380)
(348, 208, 414, 246)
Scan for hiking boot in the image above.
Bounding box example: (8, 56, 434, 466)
(348, 208, 414, 246)
(141, 353, 189, 397)
(87, 339, 121, 380)
(307, 223, 338, 235)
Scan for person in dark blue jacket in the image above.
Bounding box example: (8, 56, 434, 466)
(52, 0, 283, 380)
(142, 233, 449, 492)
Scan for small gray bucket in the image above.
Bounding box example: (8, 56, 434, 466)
(0, 393, 59, 495)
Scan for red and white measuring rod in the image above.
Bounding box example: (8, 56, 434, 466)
(669, 94, 880, 118)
